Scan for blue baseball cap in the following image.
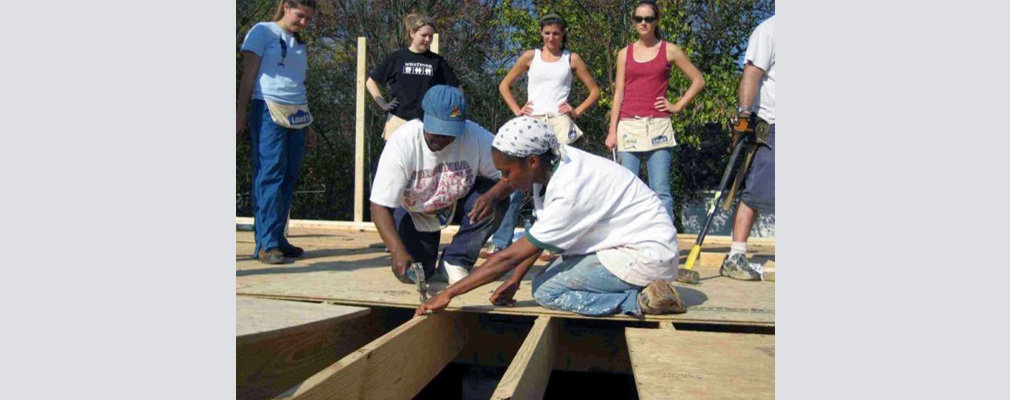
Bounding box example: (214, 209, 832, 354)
(421, 85, 467, 137)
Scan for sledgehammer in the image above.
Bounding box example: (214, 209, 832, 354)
(677, 124, 755, 284)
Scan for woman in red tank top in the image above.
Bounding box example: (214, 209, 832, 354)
(606, 0, 705, 221)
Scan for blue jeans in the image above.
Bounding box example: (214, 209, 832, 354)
(249, 100, 306, 257)
(619, 148, 674, 221)
(531, 254, 644, 316)
(395, 177, 508, 279)
(490, 190, 525, 249)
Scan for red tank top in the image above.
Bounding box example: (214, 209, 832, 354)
(619, 41, 671, 119)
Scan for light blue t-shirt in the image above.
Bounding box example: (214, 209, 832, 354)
(240, 22, 308, 105)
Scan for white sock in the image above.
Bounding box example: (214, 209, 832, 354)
(443, 261, 470, 285)
(730, 242, 747, 257)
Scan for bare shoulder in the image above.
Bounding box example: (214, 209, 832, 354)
(518, 49, 536, 64)
(569, 52, 586, 67)
(666, 41, 686, 60)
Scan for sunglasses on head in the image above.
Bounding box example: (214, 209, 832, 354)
(633, 16, 657, 23)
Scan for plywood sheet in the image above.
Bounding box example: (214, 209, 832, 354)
(236, 229, 774, 326)
(626, 328, 775, 399)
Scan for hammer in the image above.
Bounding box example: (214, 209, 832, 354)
(409, 262, 433, 314)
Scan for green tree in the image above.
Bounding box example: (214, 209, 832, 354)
(236, 0, 773, 229)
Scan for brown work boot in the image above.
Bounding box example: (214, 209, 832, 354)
(638, 280, 687, 314)
(258, 248, 284, 265)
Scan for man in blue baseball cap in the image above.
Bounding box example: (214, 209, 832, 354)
(370, 85, 514, 285)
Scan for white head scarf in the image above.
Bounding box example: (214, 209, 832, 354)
(492, 116, 566, 159)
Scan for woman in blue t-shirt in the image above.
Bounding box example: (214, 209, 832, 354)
(366, 13, 460, 141)
(237, 0, 318, 264)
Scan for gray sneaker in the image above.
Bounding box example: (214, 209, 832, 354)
(720, 253, 763, 281)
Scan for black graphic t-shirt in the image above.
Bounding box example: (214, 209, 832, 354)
(369, 48, 460, 120)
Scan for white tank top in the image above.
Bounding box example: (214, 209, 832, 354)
(527, 49, 573, 116)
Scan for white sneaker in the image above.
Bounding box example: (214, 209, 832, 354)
(443, 261, 470, 285)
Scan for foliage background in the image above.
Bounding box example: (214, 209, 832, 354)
(237, 0, 774, 231)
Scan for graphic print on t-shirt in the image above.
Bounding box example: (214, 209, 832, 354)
(403, 161, 475, 213)
(402, 62, 434, 76)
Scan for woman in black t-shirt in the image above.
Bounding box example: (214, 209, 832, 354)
(366, 13, 460, 140)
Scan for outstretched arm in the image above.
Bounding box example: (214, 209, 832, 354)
(416, 238, 542, 314)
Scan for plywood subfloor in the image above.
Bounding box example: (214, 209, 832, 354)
(626, 328, 775, 399)
(236, 297, 369, 337)
(236, 227, 774, 326)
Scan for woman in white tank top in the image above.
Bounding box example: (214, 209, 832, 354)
(482, 12, 601, 260)
(498, 12, 600, 146)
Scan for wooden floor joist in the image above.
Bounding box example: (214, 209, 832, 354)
(625, 328, 775, 399)
(491, 316, 560, 400)
(282, 312, 470, 400)
(236, 297, 371, 400)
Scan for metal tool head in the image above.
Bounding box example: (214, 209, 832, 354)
(410, 262, 428, 302)
(675, 268, 700, 285)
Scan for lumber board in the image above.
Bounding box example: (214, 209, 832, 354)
(763, 261, 775, 281)
(235, 217, 775, 247)
(284, 312, 471, 400)
(431, 33, 439, 54)
(354, 37, 366, 223)
(236, 297, 368, 337)
(492, 316, 560, 400)
(236, 229, 774, 326)
(236, 298, 373, 400)
(625, 328, 775, 399)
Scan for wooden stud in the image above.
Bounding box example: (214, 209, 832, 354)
(491, 316, 560, 400)
(431, 33, 439, 54)
(354, 37, 366, 223)
(657, 321, 677, 331)
(284, 312, 470, 400)
(236, 298, 371, 400)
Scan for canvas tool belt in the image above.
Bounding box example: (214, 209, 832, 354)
(533, 114, 584, 145)
(616, 116, 676, 152)
(265, 100, 313, 129)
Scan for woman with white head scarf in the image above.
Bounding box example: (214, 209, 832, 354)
(416, 116, 687, 317)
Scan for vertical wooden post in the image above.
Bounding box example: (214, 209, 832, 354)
(431, 33, 439, 54)
(354, 37, 366, 223)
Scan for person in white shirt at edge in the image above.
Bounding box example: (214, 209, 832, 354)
(416, 116, 687, 316)
(370, 85, 513, 285)
(721, 15, 775, 281)
(483, 11, 601, 262)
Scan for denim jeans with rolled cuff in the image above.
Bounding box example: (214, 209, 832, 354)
(531, 253, 644, 316)
(394, 177, 508, 280)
